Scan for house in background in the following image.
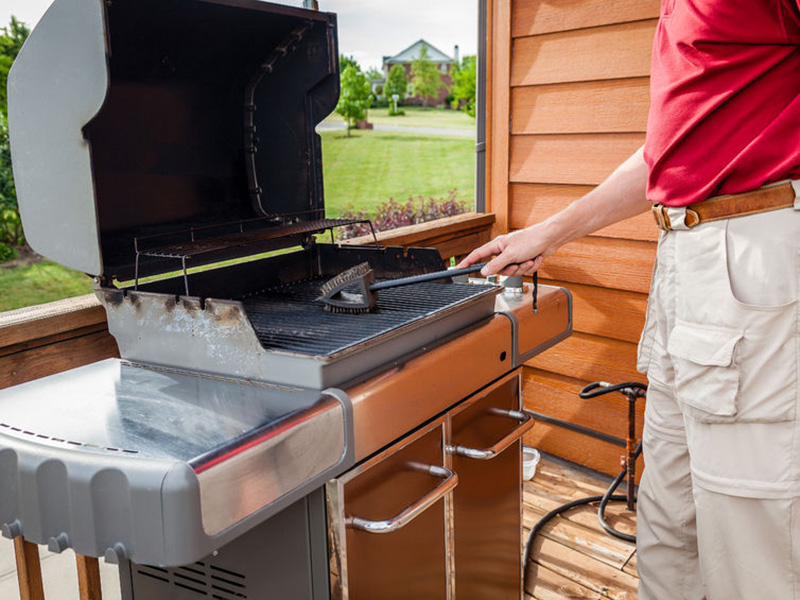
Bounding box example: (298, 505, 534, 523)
(372, 39, 458, 107)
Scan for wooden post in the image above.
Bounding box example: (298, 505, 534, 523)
(76, 555, 103, 600)
(485, 0, 512, 239)
(13, 537, 44, 600)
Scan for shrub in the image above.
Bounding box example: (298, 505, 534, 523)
(0, 18, 28, 248)
(337, 190, 469, 240)
(0, 241, 16, 263)
(0, 114, 22, 246)
(371, 95, 389, 108)
(0, 208, 22, 246)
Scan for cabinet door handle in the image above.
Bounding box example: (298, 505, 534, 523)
(447, 409, 534, 461)
(345, 464, 457, 534)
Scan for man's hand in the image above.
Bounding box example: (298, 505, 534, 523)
(457, 225, 553, 277)
(458, 146, 651, 277)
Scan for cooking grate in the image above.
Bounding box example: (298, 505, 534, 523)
(242, 278, 496, 357)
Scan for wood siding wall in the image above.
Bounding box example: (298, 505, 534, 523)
(487, 0, 661, 476)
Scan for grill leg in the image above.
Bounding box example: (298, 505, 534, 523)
(13, 536, 44, 600)
(77, 555, 103, 600)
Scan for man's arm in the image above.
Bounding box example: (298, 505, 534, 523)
(458, 146, 652, 276)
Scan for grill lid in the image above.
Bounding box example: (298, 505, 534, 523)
(8, 0, 339, 279)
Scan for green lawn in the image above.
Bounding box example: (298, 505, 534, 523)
(1, 128, 476, 310)
(325, 106, 475, 130)
(322, 129, 475, 216)
(0, 260, 93, 312)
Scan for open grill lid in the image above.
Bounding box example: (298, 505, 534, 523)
(8, 0, 340, 280)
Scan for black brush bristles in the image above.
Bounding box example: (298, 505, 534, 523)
(323, 303, 372, 314)
(318, 262, 371, 298)
(318, 262, 378, 312)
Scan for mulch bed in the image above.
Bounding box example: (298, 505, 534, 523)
(0, 246, 41, 270)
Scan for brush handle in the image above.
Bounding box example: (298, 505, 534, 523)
(370, 263, 488, 291)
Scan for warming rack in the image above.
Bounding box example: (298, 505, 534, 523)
(133, 214, 379, 295)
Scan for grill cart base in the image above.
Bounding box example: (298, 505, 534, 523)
(120, 490, 330, 600)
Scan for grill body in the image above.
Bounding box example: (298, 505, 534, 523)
(98, 244, 501, 389)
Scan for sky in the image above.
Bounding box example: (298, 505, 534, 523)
(0, 0, 478, 72)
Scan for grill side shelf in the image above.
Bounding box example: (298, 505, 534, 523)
(0, 359, 354, 566)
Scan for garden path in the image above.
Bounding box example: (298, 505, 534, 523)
(316, 121, 474, 137)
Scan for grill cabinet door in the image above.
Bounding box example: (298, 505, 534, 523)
(448, 371, 527, 600)
(327, 419, 454, 600)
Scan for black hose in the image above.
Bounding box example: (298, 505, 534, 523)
(524, 379, 646, 586)
(596, 446, 641, 543)
(579, 381, 647, 399)
(524, 495, 615, 567)
(523, 454, 638, 571)
(522, 462, 641, 588)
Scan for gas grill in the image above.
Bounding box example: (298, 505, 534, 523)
(1, 0, 572, 598)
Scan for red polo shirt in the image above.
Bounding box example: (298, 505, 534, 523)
(644, 0, 800, 206)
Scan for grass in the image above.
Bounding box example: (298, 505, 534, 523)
(0, 249, 305, 312)
(325, 106, 475, 130)
(0, 260, 93, 312)
(1, 128, 476, 310)
(322, 129, 475, 216)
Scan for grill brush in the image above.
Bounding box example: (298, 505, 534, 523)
(319, 262, 488, 313)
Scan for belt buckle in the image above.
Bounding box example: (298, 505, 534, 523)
(651, 203, 672, 231)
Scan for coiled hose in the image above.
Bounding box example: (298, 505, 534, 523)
(522, 381, 647, 578)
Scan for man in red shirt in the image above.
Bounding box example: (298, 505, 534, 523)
(460, 1, 800, 597)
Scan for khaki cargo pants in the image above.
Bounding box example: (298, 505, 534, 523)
(636, 207, 800, 599)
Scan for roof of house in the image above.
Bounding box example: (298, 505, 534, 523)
(383, 39, 455, 65)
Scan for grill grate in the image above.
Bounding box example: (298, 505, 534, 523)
(242, 277, 495, 357)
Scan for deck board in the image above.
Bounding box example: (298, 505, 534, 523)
(524, 457, 639, 600)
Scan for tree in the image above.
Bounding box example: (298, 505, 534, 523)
(0, 114, 22, 247)
(0, 16, 30, 251)
(411, 46, 446, 108)
(0, 16, 30, 116)
(339, 55, 359, 74)
(385, 64, 408, 115)
(450, 55, 477, 117)
(336, 62, 372, 137)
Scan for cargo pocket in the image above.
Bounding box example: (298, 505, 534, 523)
(667, 320, 743, 422)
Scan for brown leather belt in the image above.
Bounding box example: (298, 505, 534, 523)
(652, 180, 797, 231)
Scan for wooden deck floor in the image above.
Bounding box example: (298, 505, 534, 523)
(523, 457, 639, 600)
